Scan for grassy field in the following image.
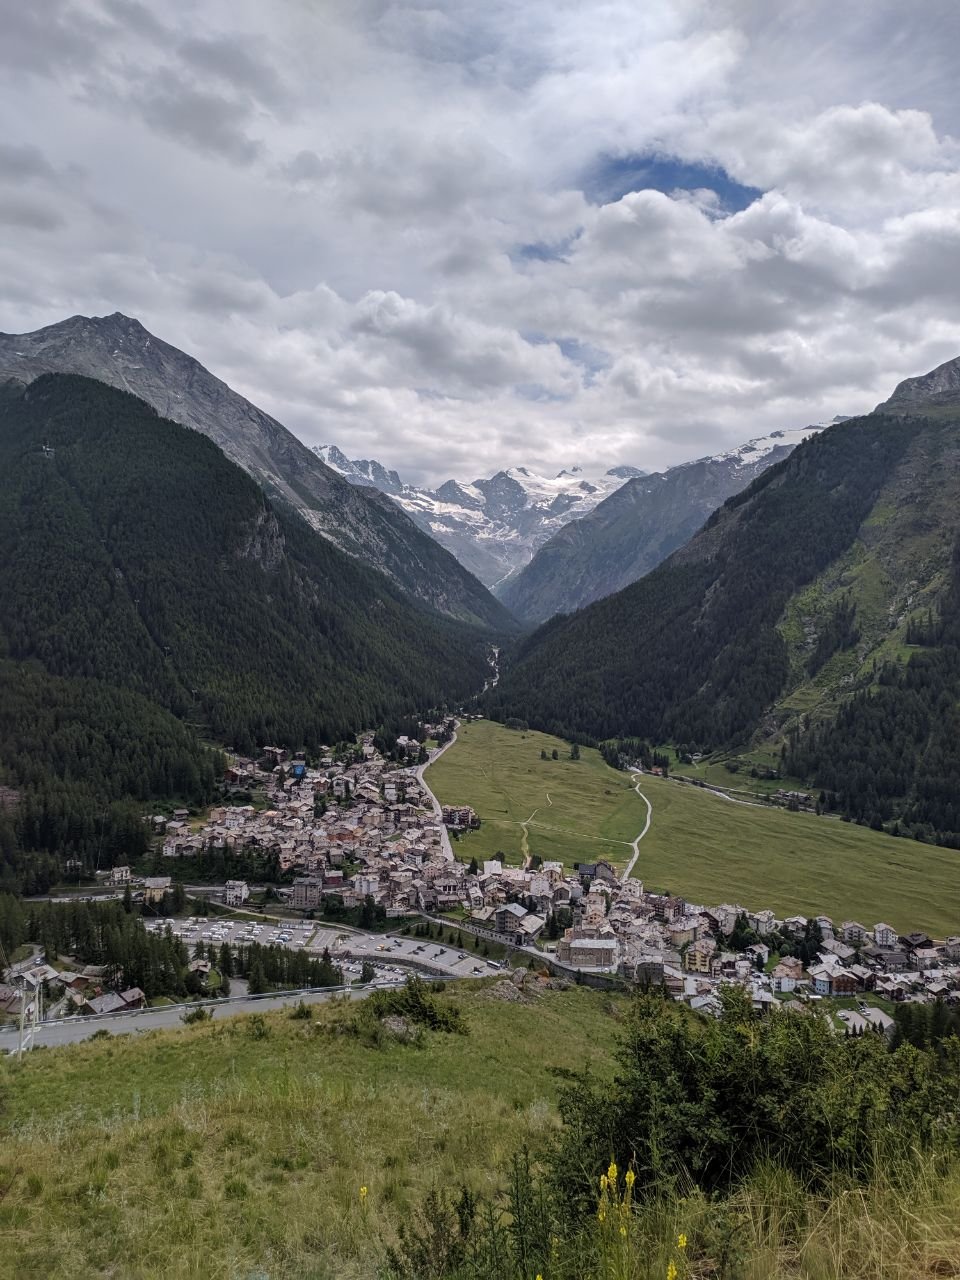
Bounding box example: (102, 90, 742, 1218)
(0, 985, 625, 1280)
(429, 719, 646, 869)
(429, 721, 960, 936)
(5, 994, 960, 1280)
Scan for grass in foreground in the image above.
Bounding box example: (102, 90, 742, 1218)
(0, 985, 624, 1280)
(429, 721, 960, 936)
(5, 988, 960, 1279)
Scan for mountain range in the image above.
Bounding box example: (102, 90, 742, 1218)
(498, 425, 827, 623)
(489, 355, 960, 847)
(317, 425, 836, 620)
(314, 445, 643, 588)
(0, 313, 512, 631)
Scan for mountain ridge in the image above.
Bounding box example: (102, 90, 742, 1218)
(0, 373, 497, 886)
(0, 313, 513, 630)
(488, 357, 960, 846)
(499, 424, 823, 622)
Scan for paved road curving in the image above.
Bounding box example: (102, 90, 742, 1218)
(416, 721, 460, 860)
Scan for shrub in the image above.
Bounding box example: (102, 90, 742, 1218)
(180, 1005, 212, 1025)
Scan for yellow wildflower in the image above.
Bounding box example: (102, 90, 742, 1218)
(625, 1169, 635, 1189)
(678, 1232, 687, 1249)
(359, 1185, 368, 1202)
(600, 1174, 608, 1192)
(619, 1226, 627, 1238)
(598, 1208, 606, 1224)
(667, 1263, 678, 1280)
(607, 1160, 618, 1184)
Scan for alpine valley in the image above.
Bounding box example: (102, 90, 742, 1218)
(489, 355, 960, 849)
(0, 373, 498, 893)
(315, 425, 827, 606)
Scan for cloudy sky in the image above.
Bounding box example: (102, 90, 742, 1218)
(3, 0, 960, 485)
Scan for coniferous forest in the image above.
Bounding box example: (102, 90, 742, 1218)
(0, 375, 500, 887)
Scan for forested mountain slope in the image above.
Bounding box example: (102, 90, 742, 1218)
(0, 375, 494, 889)
(0, 313, 514, 630)
(489, 394, 960, 846)
(499, 426, 816, 623)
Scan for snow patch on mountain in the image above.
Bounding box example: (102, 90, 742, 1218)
(312, 448, 644, 587)
(705, 423, 826, 468)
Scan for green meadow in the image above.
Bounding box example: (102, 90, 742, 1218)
(427, 719, 646, 869)
(428, 720, 960, 936)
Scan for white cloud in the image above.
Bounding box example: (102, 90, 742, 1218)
(1, 0, 960, 485)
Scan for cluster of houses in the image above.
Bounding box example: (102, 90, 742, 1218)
(531, 873, 960, 1019)
(0, 961, 146, 1020)
(19, 728, 953, 1031)
(155, 736, 466, 917)
(143, 735, 960, 1023)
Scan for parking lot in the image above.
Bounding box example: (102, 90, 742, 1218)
(342, 932, 505, 979)
(143, 918, 505, 981)
(144, 916, 319, 951)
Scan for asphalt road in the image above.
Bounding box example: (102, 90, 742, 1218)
(2, 983, 384, 1052)
(344, 930, 504, 979)
(416, 723, 459, 860)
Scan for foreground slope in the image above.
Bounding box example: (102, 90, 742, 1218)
(490, 379, 960, 844)
(5, 986, 960, 1280)
(499, 425, 818, 623)
(0, 375, 493, 881)
(0, 313, 514, 629)
(0, 986, 622, 1280)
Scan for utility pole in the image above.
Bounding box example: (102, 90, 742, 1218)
(16, 980, 26, 1062)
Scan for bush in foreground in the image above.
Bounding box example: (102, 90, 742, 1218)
(385, 989, 960, 1279)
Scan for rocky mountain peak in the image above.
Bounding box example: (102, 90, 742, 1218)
(0, 312, 514, 629)
(877, 354, 960, 413)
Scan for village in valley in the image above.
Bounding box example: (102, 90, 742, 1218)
(5, 718, 960, 1037)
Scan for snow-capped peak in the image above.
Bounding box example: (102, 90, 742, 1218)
(311, 445, 642, 587)
(704, 422, 827, 468)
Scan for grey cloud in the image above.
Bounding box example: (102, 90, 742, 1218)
(0, 0, 106, 78)
(182, 270, 273, 317)
(0, 196, 65, 232)
(0, 143, 60, 182)
(281, 149, 327, 184)
(136, 70, 262, 165)
(2, 1, 960, 485)
(177, 34, 287, 110)
(99, 0, 169, 43)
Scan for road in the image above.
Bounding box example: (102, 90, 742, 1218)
(416, 721, 460, 860)
(2, 983, 385, 1052)
(620, 773, 653, 883)
(415, 645, 499, 862)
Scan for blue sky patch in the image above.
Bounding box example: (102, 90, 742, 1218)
(511, 233, 580, 263)
(583, 152, 763, 212)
